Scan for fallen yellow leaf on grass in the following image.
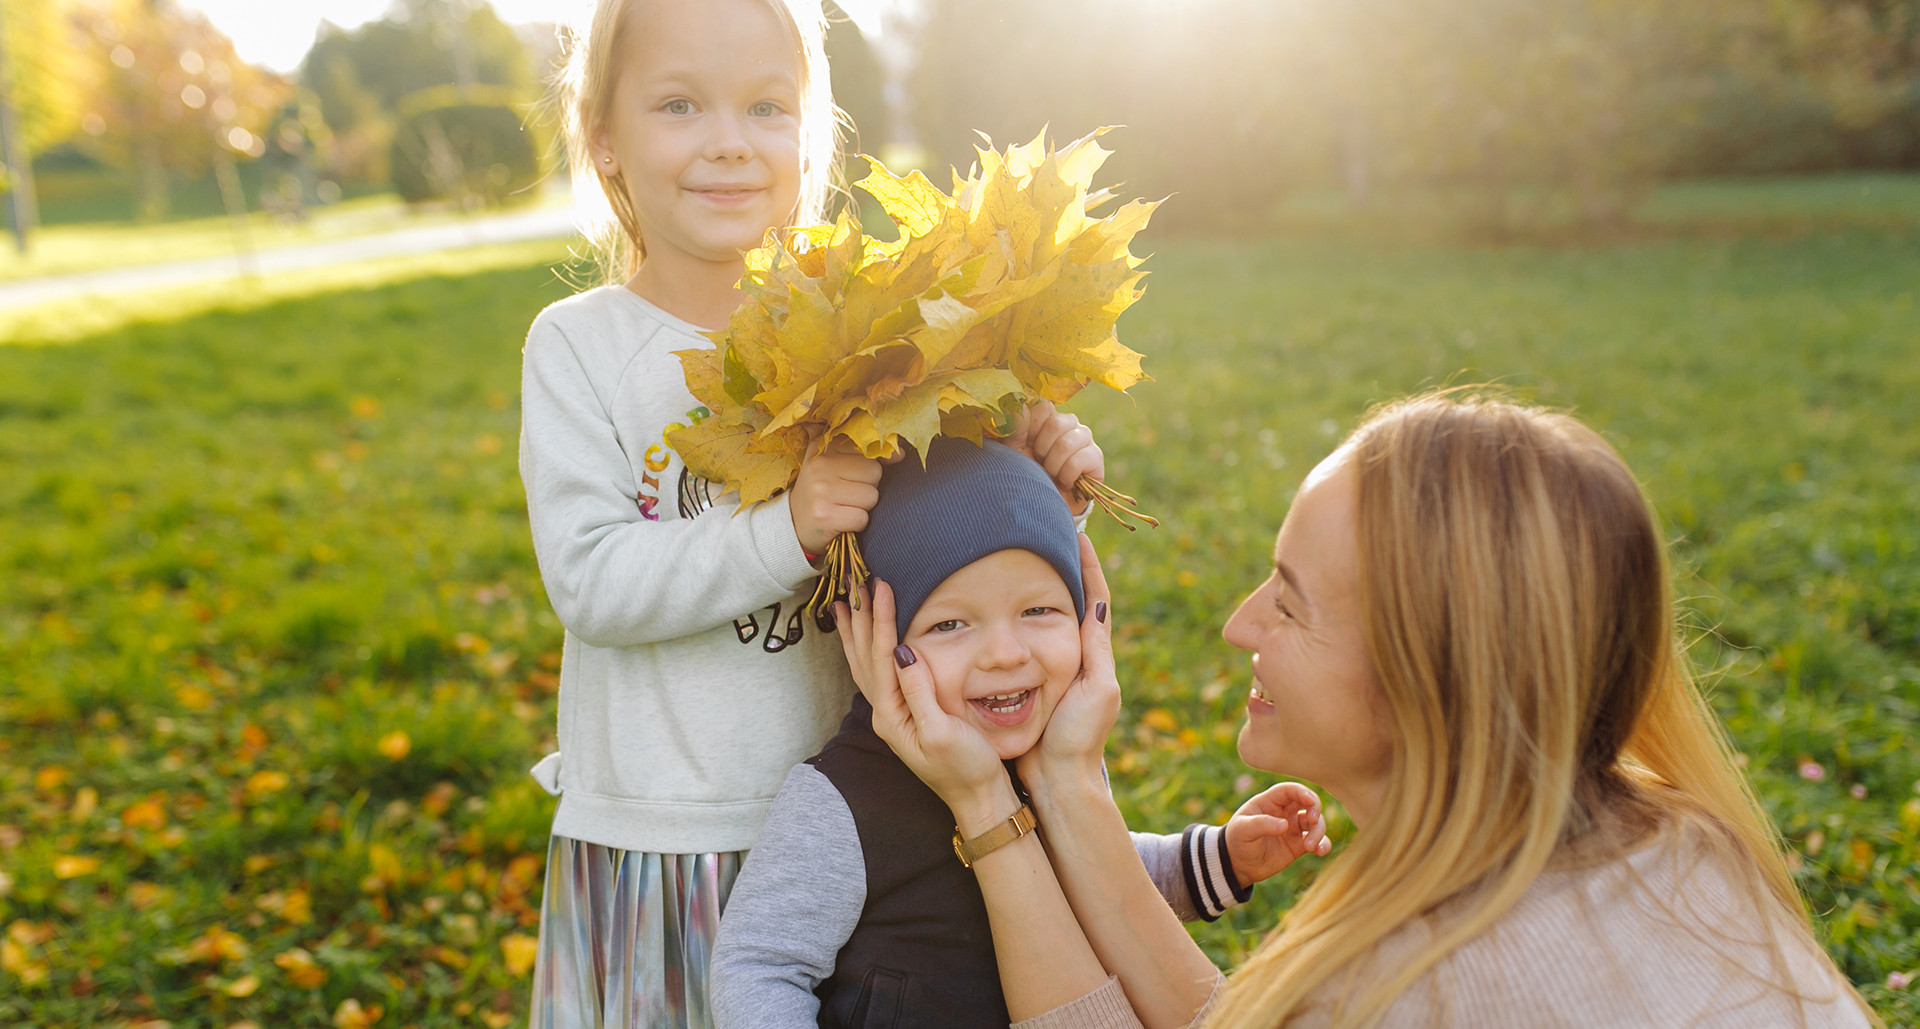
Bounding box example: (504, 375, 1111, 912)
(245, 770, 289, 798)
(378, 731, 411, 761)
(53, 855, 99, 879)
(501, 933, 538, 975)
(71, 786, 98, 822)
(186, 925, 250, 964)
(275, 947, 327, 988)
(34, 765, 67, 792)
(333, 998, 383, 1029)
(122, 797, 168, 830)
(1140, 708, 1180, 734)
(223, 974, 260, 997)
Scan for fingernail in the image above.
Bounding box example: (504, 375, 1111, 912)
(893, 645, 916, 668)
(1094, 601, 1108, 624)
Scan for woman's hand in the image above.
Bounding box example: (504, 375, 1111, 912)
(835, 580, 1021, 832)
(1016, 534, 1121, 794)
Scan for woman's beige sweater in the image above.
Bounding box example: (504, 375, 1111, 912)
(1018, 821, 1870, 1029)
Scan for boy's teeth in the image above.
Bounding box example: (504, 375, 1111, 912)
(976, 689, 1032, 713)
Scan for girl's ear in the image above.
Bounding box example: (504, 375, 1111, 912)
(589, 126, 619, 176)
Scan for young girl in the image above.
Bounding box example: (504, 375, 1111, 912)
(521, 1, 1104, 1024)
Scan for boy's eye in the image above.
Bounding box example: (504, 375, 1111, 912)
(665, 99, 693, 115)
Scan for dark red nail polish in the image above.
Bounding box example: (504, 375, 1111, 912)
(1094, 601, 1108, 624)
(893, 645, 916, 668)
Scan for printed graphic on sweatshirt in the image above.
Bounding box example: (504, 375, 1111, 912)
(637, 404, 711, 522)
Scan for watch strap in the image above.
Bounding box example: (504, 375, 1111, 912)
(952, 804, 1037, 868)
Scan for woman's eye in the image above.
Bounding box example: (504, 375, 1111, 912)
(665, 99, 693, 115)
(931, 619, 961, 633)
(1022, 607, 1055, 617)
(749, 101, 781, 117)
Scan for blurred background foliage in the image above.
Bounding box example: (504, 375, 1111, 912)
(4, 0, 1918, 235)
(909, 0, 1920, 232)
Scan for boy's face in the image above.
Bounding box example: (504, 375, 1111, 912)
(903, 549, 1082, 761)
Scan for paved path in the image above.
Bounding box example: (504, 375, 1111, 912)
(0, 204, 581, 311)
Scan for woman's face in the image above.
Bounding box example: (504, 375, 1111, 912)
(1223, 450, 1394, 824)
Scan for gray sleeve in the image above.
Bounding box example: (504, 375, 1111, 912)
(711, 764, 865, 1029)
(1131, 825, 1247, 923)
(519, 313, 818, 647)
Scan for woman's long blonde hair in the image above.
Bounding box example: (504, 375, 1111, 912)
(1208, 392, 1868, 1028)
(548, 0, 842, 284)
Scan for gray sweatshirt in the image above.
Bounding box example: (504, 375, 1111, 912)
(520, 286, 854, 854)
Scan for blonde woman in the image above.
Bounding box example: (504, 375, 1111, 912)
(838, 393, 1877, 1028)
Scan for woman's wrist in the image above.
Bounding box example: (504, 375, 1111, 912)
(1026, 767, 1111, 827)
(948, 779, 1026, 839)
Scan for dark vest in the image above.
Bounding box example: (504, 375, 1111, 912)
(808, 696, 1009, 1029)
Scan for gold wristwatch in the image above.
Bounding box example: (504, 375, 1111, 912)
(952, 804, 1037, 868)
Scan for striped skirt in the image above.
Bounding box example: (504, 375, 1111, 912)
(529, 835, 744, 1029)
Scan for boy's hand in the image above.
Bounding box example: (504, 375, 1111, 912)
(1004, 400, 1102, 515)
(790, 437, 883, 558)
(1223, 782, 1331, 890)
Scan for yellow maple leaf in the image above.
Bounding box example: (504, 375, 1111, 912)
(669, 127, 1154, 510)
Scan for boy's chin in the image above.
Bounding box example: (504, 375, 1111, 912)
(983, 727, 1043, 763)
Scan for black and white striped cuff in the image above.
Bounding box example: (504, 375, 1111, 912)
(1180, 823, 1253, 922)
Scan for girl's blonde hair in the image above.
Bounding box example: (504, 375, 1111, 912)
(549, 0, 842, 284)
(1208, 392, 1871, 1028)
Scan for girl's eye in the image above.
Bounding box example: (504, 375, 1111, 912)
(749, 101, 782, 117)
(1022, 607, 1055, 618)
(931, 619, 961, 633)
(665, 99, 693, 115)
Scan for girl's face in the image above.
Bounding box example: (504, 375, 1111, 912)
(905, 550, 1082, 762)
(592, 0, 804, 283)
(1223, 451, 1393, 824)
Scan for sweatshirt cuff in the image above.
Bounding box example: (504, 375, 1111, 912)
(746, 492, 820, 593)
(1180, 824, 1251, 922)
(1012, 974, 1143, 1029)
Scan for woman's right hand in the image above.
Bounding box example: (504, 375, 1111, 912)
(1016, 534, 1121, 794)
(836, 580, 1022, 832)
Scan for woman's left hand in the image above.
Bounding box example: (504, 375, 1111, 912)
(836, 580, 1021, 830)
(1016, 534, 1121, 793)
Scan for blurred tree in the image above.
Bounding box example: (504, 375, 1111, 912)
(824, 0, 885, 155)
(72, 0, 289, 221)
(909, 0, 1920, 235)
(302, 0, 536, 185)
(1, 0, 84, 153)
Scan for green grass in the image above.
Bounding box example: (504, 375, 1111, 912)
(2, 185, 1917, 1024)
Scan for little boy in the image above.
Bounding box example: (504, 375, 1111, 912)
(710, 438, 1325, 1028)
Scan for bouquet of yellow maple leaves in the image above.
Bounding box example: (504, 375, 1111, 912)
(668, 128, 1158, 617)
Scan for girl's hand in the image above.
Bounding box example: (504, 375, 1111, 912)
(791, 437, 883, 558)
(1016, 534, 1120, 793)
(1223, 782, 1332, 890)
(836, 580, 1020, 832)
(1003, 400, 1102, 515)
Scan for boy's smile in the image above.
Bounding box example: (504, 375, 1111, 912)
(903, 549, 1081, 760)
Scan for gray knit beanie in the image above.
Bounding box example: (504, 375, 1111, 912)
(860, 436, 1085, 637)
